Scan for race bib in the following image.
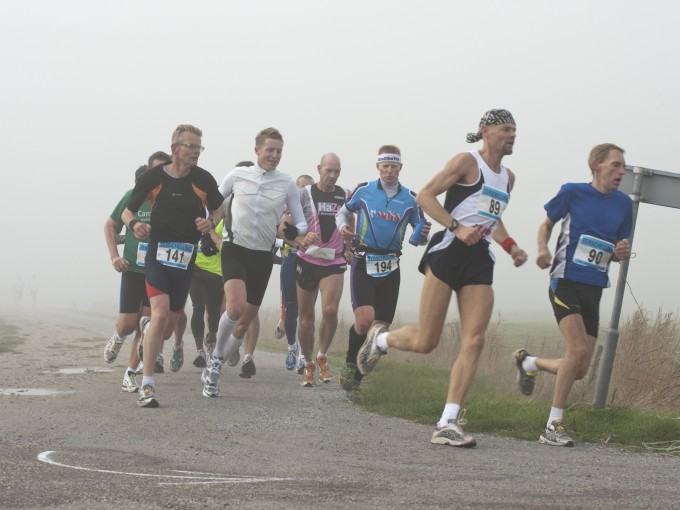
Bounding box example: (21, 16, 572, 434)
(573, 235, 614, 272)
(476, 185, 509, 221)
(305, 245, 336, 261)
(366, 254, 399, 278)
(136, 242, 148, 267)
(156, 242, 194, 270)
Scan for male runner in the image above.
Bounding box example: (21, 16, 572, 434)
(295, 154, 351, 386)
(201, 127, 307, 397)
(514, 143, 632, 446)
(123, 125, 223, 408)
(357, 110, 528, 447)
(103, 151, 177, 389)
(277, 174, 315, 372)
(335, 145, 429, 401)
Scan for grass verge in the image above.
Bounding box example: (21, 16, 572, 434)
(356, 357, 680, 451)
(0, 321, 24, 353)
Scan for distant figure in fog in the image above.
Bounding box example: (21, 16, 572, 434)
(14, 276, 24, 305)
(28, 276, 39, 307)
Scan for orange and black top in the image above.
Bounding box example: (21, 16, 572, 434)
(127, 164, 223, 244)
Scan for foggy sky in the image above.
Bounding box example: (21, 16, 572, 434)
(2, 0, 679, 322)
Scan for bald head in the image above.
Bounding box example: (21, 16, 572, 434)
(316, 153, 342, 191)
(296, 174, 314, 188)
(319, 152, 341, 167)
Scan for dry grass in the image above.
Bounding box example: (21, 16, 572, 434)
(255, 304, 680, 412)
(609, 309, 680, 410)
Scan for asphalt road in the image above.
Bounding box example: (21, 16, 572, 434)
(1, 307, 679, 509)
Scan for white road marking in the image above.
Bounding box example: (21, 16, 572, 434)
(37, 451, 293, 485)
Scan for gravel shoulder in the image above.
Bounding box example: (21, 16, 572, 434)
(1, 306, 679, 509)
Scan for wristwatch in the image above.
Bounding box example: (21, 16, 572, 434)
(448, 219, 459, 232)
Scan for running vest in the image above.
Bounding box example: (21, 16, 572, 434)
(297, 184, 349, 266)
(429, 151, 510, 254)
(546, 182, 632, 288)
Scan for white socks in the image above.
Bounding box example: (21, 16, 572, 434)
(142, 375, 154, 387)
(376, 332, 389, 353)
(113, 331, 127, 344)
(437, 403, 461, 427)
(547, 407, 563, 427)
(214, 313, 239, 359)
(522, 356, 538, 373)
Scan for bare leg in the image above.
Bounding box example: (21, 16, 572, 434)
(445, 284, 494, 405)
(317, 274, 343, 354)
(386, 268, 452, 353)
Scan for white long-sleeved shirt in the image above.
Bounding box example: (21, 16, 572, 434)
(219, 164, 308, 252)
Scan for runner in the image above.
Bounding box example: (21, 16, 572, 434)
(188, 218, 225, 368)
(103, 163, 154, 393)
(277, 174, 315, 372)
(294, 154, 351, 386)
(201, 127, 308, 397)
(335, 145, 429, 401)
(123, 125, 223, 408)
(103, 152, 174, 387)
(514, 143, 632, 446)
(356, 110, 528, 447)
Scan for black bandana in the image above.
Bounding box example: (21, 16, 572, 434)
(466, 109, 515, 143)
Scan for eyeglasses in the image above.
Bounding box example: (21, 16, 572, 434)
(177, 143, 205, 152)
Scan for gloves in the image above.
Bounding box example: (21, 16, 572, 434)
(283, 222, 299, 241)
(199, 233, 219, 256)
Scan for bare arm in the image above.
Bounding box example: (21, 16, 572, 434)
(492, 220, 527, 267)
(122, 208, 151, 240)
(536, 217, 555, 269)
(417, 152, 481, 246)
(104, 218, 128, 272)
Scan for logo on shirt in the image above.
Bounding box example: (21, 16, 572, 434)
(370, 209, 402, 222)
(318, 202, 340, 214)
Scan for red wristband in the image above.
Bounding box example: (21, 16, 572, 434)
(501, 237, 517, 254)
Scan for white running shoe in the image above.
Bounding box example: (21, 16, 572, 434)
(121, 371, 138, 393)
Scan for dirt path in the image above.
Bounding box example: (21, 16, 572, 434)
(1, 307, 678, 509)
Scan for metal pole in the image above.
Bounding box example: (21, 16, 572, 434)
(592, 167, 644, 408)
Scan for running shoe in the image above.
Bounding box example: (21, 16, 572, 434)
(121, 370, 138, 393)
(285, 345, 299, 371)
(340, 362, 361, 402)
(431, 419, 476, 447)
(301, 362, 316, 387)
(239, 357, 256, 378)
(104, 335, 123, 363)
(170, 342, 184, 372)
(154, 353, 164, 374)
(201, 356, 224, 398)
(274, 324, 286, 340)
(138, 385, 159, 408)
(137, 316, 150, 361)
(357, 323, 387, 375)
(539, 420, 574, 447)
(193, 349, 207, 368)
(227, 347, 240, 367)
(135, 361, 143, 375)
(514, 348, 537, 396)
(316, 354, 333, 383)
(203, 332, 216, 358)
(296, 353, 306, 375)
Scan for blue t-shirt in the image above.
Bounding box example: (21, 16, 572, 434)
(546, 183, 632, 287)
(345, 179, 424, 253)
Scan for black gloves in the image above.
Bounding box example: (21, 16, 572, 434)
(283, 222, 299, 241)
(199, 233, 219, 256)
